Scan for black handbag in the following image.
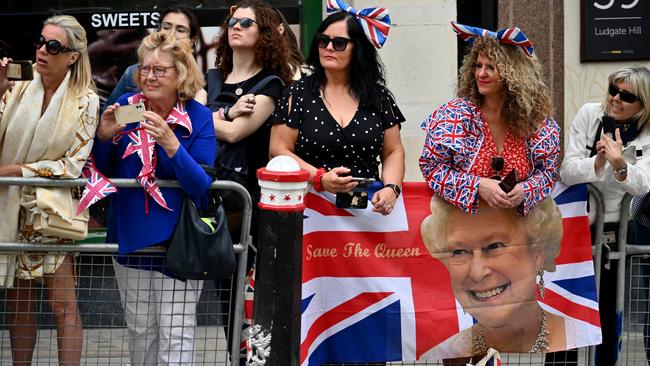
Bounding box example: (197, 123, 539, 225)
(165, 166, 236, 280)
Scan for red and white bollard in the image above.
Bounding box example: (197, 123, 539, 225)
(250, 156, 308, 366)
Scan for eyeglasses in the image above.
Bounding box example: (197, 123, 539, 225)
(138, 64, 176, 78)
(160, 22, 190, 36)
(315, 33, 352, 52)
(609, 84, 639, 104)
(227, 17, 257, 28)
(34, 35, 76, 55)
(490, 156, 504, 180)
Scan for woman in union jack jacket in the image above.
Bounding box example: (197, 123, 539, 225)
(419, 22, 560, 216)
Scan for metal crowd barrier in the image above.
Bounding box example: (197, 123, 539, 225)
(0, 176, 252, 366)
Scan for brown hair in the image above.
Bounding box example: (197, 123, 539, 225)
(135, 32, 204, 101)
(214, 0, 293, 85)
(457, 37, 553, 137)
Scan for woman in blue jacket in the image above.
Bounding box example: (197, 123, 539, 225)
(93, 32, 216, 365)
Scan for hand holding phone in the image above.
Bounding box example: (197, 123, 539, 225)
(349, 177, 376, 185)
(498, 169, 518, 194)
(114, 102, 146, 124)
(7, 60, 33, 81)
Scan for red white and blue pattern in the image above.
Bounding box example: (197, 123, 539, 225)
(326, 0, 391, 49)
(299, 182, 600, 363)
(451, 21, 535, 57)
(78, 93, 193, 212)
(418, 97, 560, 215)
(76, 157, 118, 214)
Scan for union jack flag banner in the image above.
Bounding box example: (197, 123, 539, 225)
(326, 0, 391, 49)
(300, 182, 600, 364)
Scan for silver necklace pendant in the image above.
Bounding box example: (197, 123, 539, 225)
(235, 87, 244, 96)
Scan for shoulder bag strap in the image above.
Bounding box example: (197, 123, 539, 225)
(247, 75, 283, 95)
(207, 69, 223, 104)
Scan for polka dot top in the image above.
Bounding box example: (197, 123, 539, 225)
(272, 75, 405, 179)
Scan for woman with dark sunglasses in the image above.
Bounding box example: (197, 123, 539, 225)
(419, 23, 560, 218)
(204, 0, 291, 226)
(270, 6, 404, 365)
(201, 0, 293, 361)
(560, 65, 650, 366)
(271, 9, 404, 215)
(0, 15, 98, 365)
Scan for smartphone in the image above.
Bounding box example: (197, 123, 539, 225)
(335, 188, 369, 209)
(350, 177, 377, 185)
(114, 102, 146, 124)
(498, 169, 518, 194)
(6, 60, 33, 81)
(602, 116, 616, 138)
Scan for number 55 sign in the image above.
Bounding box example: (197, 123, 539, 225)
(581, 0, 650, 61)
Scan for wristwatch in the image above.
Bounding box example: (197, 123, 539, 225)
(384, 183, 401, 198)
(614, 163, 628, 180)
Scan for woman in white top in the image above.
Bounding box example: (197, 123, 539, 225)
(560, 65, 650, 365)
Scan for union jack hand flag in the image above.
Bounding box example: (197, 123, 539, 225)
(76, 157, 118, 215)
(326, 0, 391, 49)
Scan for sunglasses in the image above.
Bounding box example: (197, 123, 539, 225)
(34, 35, 76, 55)
(608, 84, 639, 104)
(227, 17, 257, 28)
(490, 156, 504, 180)
(315, 34, 352, 52)
(138, 64, 176, 78)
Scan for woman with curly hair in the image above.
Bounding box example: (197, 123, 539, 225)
(203, 0, 292, 229)
(419, 22, 560, 216)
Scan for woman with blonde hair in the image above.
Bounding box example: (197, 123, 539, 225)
(419, 22, 560, 216)
(94, 31, 216, 365)
(560, 65, 650, 365)
(0, 14, 98, 365)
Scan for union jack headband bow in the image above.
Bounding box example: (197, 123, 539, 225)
(326, 0, 391, 49)
(451, 21, 535, 57)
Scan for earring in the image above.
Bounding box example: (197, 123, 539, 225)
(537, 269, 545, 299)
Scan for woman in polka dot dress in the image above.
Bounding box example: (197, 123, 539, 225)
(270, 10, 405, 217)
(419, 26, 560, 217)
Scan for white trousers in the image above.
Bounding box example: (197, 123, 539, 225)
(113, 259, 203, 366)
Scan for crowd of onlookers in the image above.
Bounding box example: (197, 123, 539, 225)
(0, 0, 649, 365)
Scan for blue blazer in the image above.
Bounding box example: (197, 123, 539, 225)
(93, 94, 217, 254)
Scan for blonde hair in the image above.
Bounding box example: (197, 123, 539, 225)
(603, 65, 650, 129)
(135, 32, 204, 101)
(43, 15, 94, 97)
(420, 196, 563, 272)
(457, 37, 553, 137)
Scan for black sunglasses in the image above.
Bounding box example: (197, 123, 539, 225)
(227, 17, 257, 28)
(608, 84, 639, 104)
(490, 156, 504, 180)
(34, 35, 76, 55)
(315, 34, 352, 52)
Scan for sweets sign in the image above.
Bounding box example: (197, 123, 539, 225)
(582, 0, 650, 61)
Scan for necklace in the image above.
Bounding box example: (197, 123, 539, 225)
(234, 79, 247, 96)
(470, 310, 549, 355)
